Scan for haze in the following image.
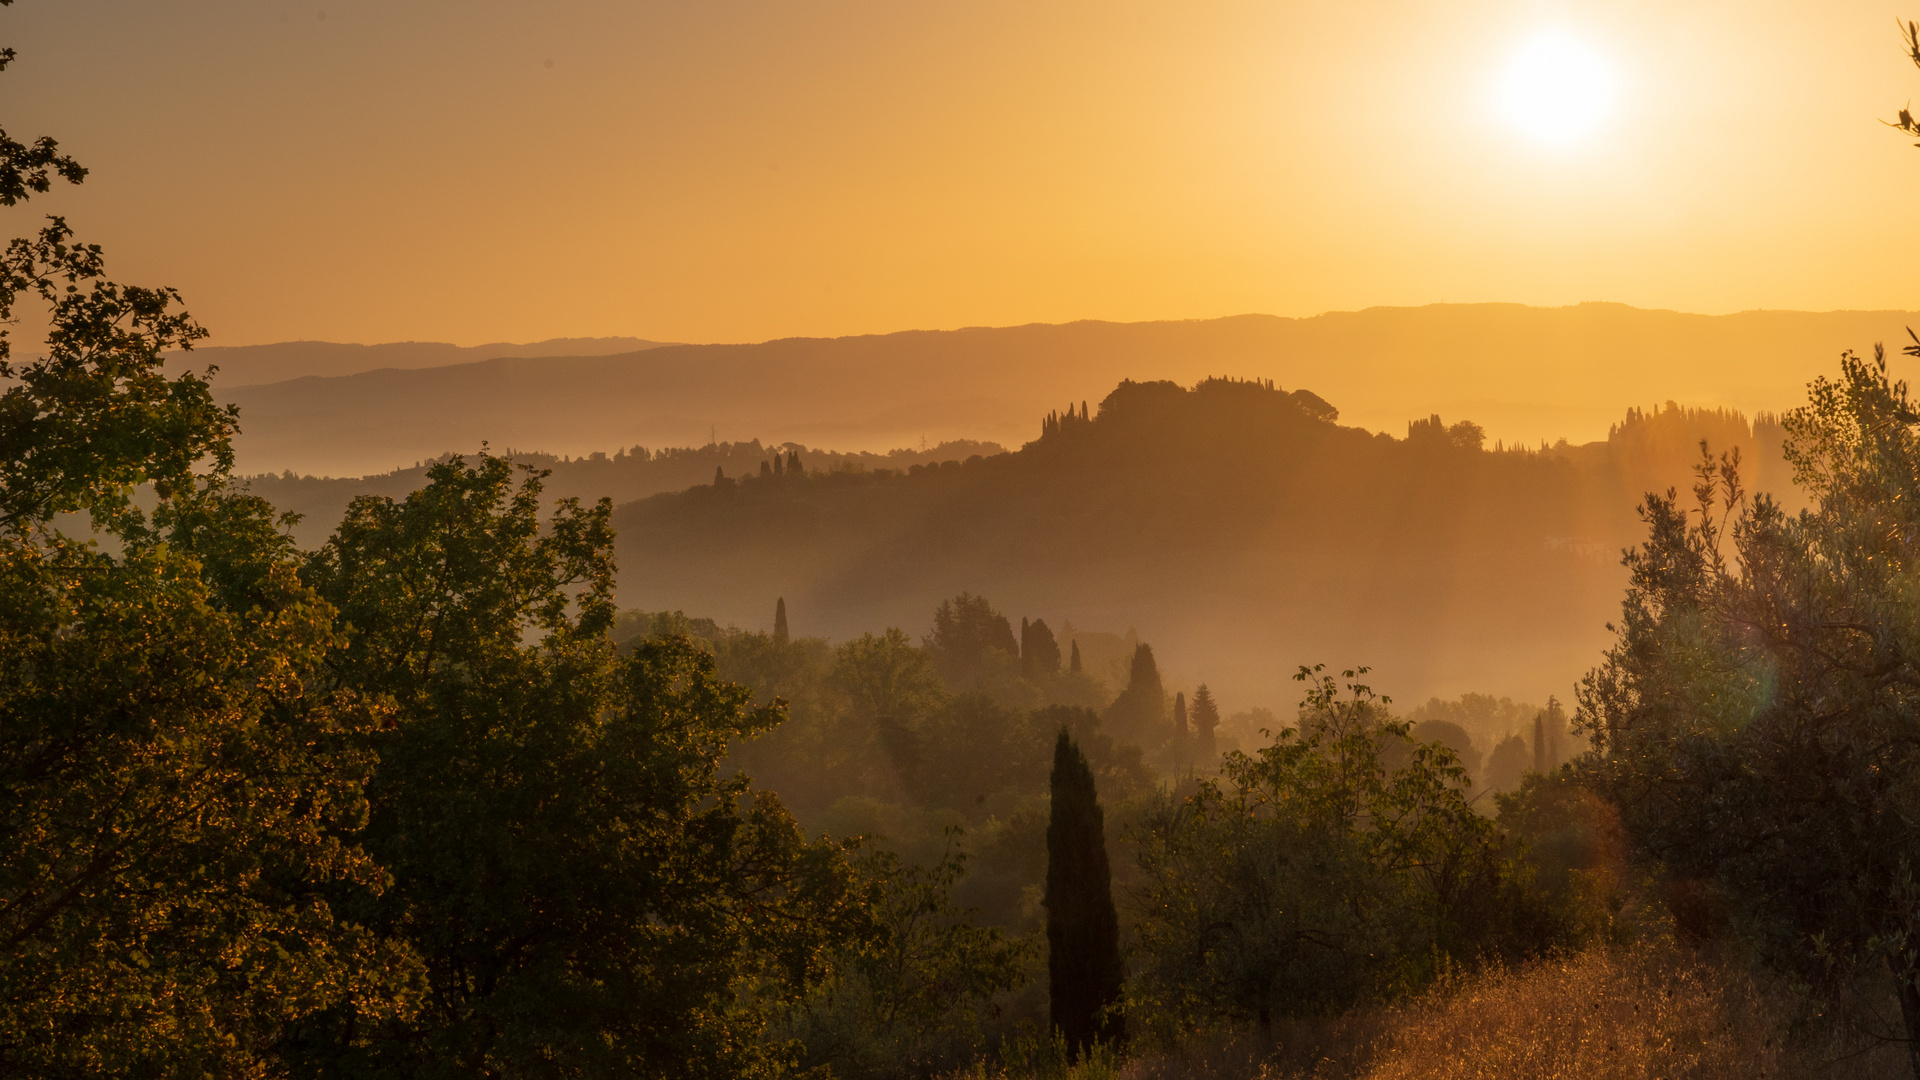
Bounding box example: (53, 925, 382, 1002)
(6, 0, 1917, 348)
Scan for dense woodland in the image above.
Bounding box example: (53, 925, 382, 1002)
(13, 14, 1920, 1080)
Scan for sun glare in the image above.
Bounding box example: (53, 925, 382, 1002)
(1494, 30, 1620, 148)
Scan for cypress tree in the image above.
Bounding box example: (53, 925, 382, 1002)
(774, 597, 789, 645)
(1173, 690, 1189, 740)
(713, 465, 725, 485)
(1021, 616, 1033, 679)
(1533, 712, 1547, 775)
(759, 459, 773, 479)
(1046, 729, 1123, 1058)
(1070, 640, 1082, 675)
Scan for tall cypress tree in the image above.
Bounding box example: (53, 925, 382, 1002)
(1070, 639, 1082, 674)
(1046, 729, 1124, 1058)
(774, 597, 789, 645)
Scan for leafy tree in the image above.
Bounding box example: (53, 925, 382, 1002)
(1484, 733, 1530, 793)
(1102, 642, 1164, 746)
(927, 592, 1019, 687)
(1021, 617, 1062, 679)
(0, 40, 85, 209)
(1130, 667, 1511, 1040)
(1409, 718, 1481, 785)
(1045, 730, 1124, 1059)
(916, 693, 1043, 817)
(780, 836, 1031, 1079)
(833, 628, 949, 800)
(1190, 683, 1220, 763)
(295, 455, 871, 1078)
(1576, 347, 1920, 1075)
(0, 34, 414, 1073)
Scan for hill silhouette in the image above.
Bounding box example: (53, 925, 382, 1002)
(170, 335, 673, 389)
(609, 377, 1797, 712)
(210, 303, 1920, 478)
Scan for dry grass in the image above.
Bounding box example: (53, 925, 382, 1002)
(1333, 944, 1905, 1080)
(967, 941, 1912, 1080)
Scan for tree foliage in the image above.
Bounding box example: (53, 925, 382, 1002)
(927, 592, 1019, 687)
(0, 42, 420, 1070)
(1102, 643, 1165, 747)
(1129, 667, 1513, 1039)
(779, 836, 1031, 1080)
(1577, 346, 1920, 1072)
(293, 456, 871, 1077)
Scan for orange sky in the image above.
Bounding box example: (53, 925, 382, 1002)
(7, 0, 1919, 347)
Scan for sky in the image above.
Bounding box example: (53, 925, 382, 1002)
(6, 0, 1919, 347)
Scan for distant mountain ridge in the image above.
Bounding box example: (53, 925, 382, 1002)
(169, 336, 675, 388)
(211, 304, 1920, 477)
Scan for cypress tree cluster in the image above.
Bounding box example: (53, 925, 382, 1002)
(1046, 729, 1124, 1058)
(1038, 400, 1092, 438)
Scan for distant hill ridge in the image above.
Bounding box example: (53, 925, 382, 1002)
(169, 336, 676, 388)
(209, 303, 1920, 477)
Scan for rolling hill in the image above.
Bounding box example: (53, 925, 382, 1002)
(212, 303, 1918, 478)
(607, 377, 1798, 714)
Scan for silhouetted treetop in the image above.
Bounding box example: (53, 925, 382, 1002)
(1022, 616, 1063, 679)
(927, 592, 1019, 686)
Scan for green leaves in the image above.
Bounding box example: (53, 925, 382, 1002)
(0, 218, 220, 537)
(1578, 344, 1920, 1060)
(0, 519, 415, 1077)
(295, 454, 869, 1078)
(1128, 667, 1511, 1038)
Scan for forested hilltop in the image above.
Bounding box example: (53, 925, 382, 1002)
(614, 375, 1795, 707)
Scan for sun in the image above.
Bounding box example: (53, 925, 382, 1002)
(1494, 30, 1621, 148)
